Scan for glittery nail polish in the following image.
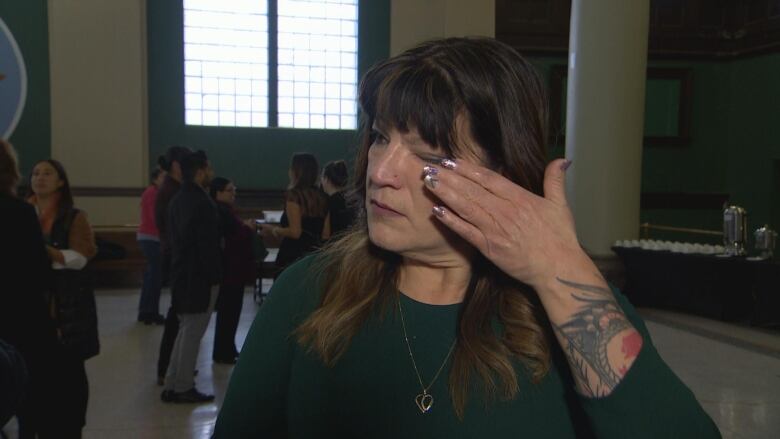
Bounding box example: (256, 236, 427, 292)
(560, 159, 572, 171)
(423, 165, 439, 176)
(440, 158, 457, 170)
(424, 174, 439, 189)
(432, 206, 446, 217)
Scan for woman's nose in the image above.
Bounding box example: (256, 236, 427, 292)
(368, 144, 403, 189)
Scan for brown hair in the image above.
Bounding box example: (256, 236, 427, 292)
(0, 139, 21, 196)
(26, 159, 75, 215)
(296, 37, 552, 418)
(287, 152, 327, 217)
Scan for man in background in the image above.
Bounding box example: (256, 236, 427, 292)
(161, 150, 221, 403)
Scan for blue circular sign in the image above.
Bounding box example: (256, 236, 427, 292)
(0, 17, 27, 139)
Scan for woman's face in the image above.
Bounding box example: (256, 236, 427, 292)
(365, 123, 468, 262)
(154, 170, 167, 187)
(31, 162, 64, 197)
(216, 183, 237, 205)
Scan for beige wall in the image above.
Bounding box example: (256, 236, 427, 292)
(45, 0, 494, 225)
(48, 0, 147, 225)
(390, 0, 494, 55)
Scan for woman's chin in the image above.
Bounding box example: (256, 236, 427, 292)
(367, 226, 398, 252)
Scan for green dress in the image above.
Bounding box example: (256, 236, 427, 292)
(214, 256, 721, 438)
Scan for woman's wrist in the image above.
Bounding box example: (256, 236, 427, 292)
(531, 250, 603, 311)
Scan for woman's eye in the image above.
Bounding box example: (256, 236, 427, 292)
(370, 129, 388, 146)
(416, 154, 444, 164)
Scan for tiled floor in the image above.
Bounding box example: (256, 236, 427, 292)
(2, 288, 779, 438)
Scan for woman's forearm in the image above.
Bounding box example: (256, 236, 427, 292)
(534, 252, 642, 398)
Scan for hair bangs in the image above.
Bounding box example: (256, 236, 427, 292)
(372, 62, 463, 155)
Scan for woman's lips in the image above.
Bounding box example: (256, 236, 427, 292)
(370, 199, 403, 217)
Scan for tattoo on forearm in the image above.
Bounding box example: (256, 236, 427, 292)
(552, 277, 641, 397)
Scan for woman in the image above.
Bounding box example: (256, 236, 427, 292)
(321, 160, 357, 240)
(209, 177, 256, 364)
(215, 38, 719, 438)
(27, 159, 98, 438)
(155, 145, 191, 385)
(260, 153, 327, 276)
(137, 167, 166, 324)
(0, 140, 59, 438)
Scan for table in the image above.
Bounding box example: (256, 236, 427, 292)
(612, 246, 780, 327)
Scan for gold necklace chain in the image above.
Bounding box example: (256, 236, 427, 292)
(397, 298, 457, 414)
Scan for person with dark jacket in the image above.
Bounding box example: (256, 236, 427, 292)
(209, 177, 257, 364)
(155, 146, 191, 384)
(0, 339, 28, 428)
(0, 140, 59, 437)
(27, 158, 99, 438)
(161, 151, 221, 403)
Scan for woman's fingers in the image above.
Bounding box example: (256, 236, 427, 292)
(430, 205, 490, 255)
(423, 164, 505, 231)
(439, 158, 534, 202)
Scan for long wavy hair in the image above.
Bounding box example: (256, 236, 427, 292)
(296, 37, 552, 418)
(287, 152, 327, 217)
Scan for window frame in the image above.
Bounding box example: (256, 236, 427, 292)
(182, 0, 359, 130)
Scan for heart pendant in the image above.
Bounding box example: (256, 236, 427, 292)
(415, 393, 434, 413)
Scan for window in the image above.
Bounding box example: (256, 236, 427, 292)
(183, 0, 358, 130)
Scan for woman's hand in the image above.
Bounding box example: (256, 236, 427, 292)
(425, 158, 643, 398)
(422, 158, 583, 290)
(46, 245, 64, 264)
(258, 224, 280, 239)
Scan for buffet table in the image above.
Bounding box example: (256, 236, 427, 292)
(612, 246, 780, 327)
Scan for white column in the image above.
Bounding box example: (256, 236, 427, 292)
(564, 0, 650, 256)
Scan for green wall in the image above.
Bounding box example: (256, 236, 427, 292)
(726, 54, 780, 235)
(147, 0, 390, 190)
(529, 53, 780, 242)
(0, 0, 51, 178)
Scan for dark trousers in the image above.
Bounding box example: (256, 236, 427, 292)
(156, 306, 179, 379)
(18, 348, 87, 439)
(213, 284, 245, 360)
(137, 240, 162, 317)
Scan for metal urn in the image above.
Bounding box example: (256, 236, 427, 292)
(723, 206, 747, 256)
(754, 225, 777, 259)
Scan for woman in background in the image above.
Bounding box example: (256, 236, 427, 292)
(28, 159, 98, 438)
(209, 177, 256, 364)
(137, 167, 166, 325)
(321, 160, 356, 241)
(260, 153, 327, 276)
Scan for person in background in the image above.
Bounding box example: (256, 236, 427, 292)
(0, 139, 59, 438)
(155, 146, 192, 385)
(259, 153, 327, 276)
(209, 177, 256, 364)
(28, 158, 98, 438)
(137, 167, 166, 325)
(161, 151, 220, 403)
(321, 160, 357, 241)
(0, 339, 27, 428)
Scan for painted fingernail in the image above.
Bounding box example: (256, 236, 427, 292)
(424, 174, 439, 189)
(432, 205, 446, 217)
(422, 165, 439, 176)
(560, 159, 572, 171)
(440, 158, 457, 170)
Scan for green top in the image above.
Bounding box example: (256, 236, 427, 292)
(214, 256, 720, 438)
